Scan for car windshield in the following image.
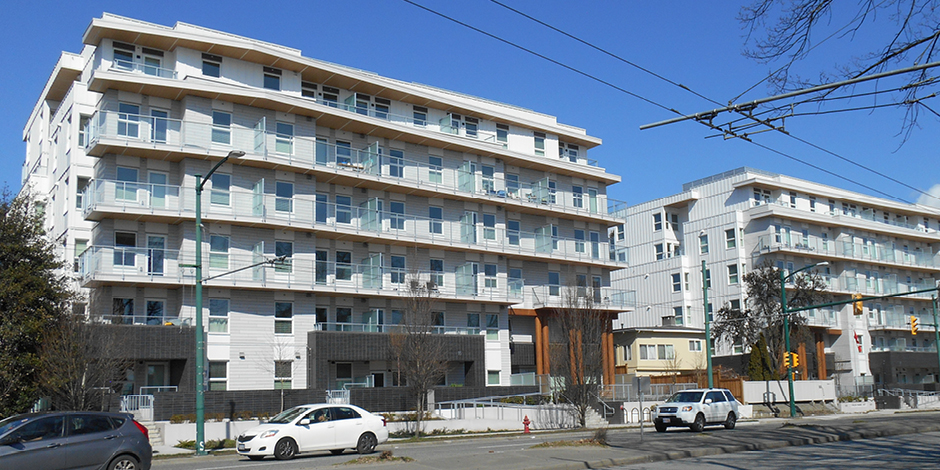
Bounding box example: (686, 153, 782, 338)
(0, 415, 29, 437)
(267, 407, 309, 424)
(666, 391, 704, 403)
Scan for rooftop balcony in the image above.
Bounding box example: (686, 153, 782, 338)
(528, 285, 636, 311)
(82, 179, 628, 268)
(748, 199, 940, 241)
(83, 110, 625, 224)
(757, 235, 939, 270)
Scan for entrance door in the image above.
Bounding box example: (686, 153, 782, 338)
(147, 235, 165, 276)
(148, 171, 167, 209)
(372, 372, 385, 388)
(252, 179, 265, 217)
(362, 253, 383, 289)
(252, 241, 265, 281)
(460, 211, 477, 244)
(150, 109, 168, 143)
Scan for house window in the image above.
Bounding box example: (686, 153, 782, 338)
(274, 361, 292, 389)
(141, 47, 163, 76)
(321, 86, 340, 107)
(301, 81, 317, 98)
(705, 269, 711, 288)
(73, 239, 88, 272)
(430, 258, 444, 287)
(753, 188, 771, 206)
(707, 303, 714, 322)
(699, 234, 709, 254)
(147, 301, 164, 326)
(113, 298, 134, 322)
(672, 273, 681, 292)
(505, 173, 519, 196)
(809, 196, 817, 212)
(389, 149, 404, 178)
(483, 213, 496, 240)
(655, 243, 664, 260)
(467, 313, 480, 330)
(507, 220, 520, 246)
(335, 196, 352, 224)
(208, 362, 227, 391)
(274, 302, 292, 334)
(689, 340, 702, 352)
(211, 111, 231, 145)
(658, 344, 675, 360)
(78, 115, 90, 147)
(413, 106, 428, 127)
(484, 264, 497, 288)
(275, 241, 293, 273)
(674, 306, 684, 325)
(210, 173, 231, 205)
(572, 186, 583, 208)
(730, 299, 741, 311)
(335, 251, 352, 280)
(639, 345, 656, 360)
(209, 235, 229, 269)
(335, 141, 352, 165)
(496, 123, 509, 148)
(487, 371, 500, 385)
(202, 53, 222, 77)
(263, 66, 281, 90)
(336, 307, 352, 327)
(486, 314, 499, 340)
(374, 97, 390, 120)
(114, 231, 136, 267)
(391, 255, 406, 284)
(728, 264, 739, 285)
(389, 201, 405, 230)
(75, 177, 90, 209)
(275, 122, 294, 155)
(653, 213, 662, 231)
(117, 103, 140, 138)
(464, 116, 479, 138)
(428, 156, 443, 184)
(559, 142, 579, 162)
(575, 230, 585, 253)
(116, 166, 138, 202)
(429, 206, 443, 234)
(548, 271, 560, 296)
(209, 298, 229, 333)
(725, 229, 736, 249)
(789, 191, 797, 208)
(533, 132, 545, 156)
(113, 42, 134, 69)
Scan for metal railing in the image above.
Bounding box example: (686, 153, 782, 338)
(326, 389, 350, 404)
(84, 110, 625, 217)
(120, 394, 154, 421)
(314, 321, 484, 336)
(111, 59, 178, 79)
(751, 198, 932, 234)
(529, 286, 636, 309)
(140, 386, 178, 394)
(758, 234, 937, 268)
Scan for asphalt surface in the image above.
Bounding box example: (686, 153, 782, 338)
(152, 410, 940, 470)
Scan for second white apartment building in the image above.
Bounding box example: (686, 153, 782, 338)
(612, 167, 940, 392)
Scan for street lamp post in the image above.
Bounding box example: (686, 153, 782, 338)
(702, 260, 713, 388)
(193, 150, 243, 455)
(780, 261, 828, 418)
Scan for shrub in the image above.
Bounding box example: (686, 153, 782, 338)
(175, 439, 236, 450)
(234, 411, 253, 421)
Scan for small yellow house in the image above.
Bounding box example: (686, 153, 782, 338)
(615, 327, 706, 377)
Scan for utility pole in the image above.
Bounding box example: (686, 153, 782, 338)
(702, 260, 712, 388)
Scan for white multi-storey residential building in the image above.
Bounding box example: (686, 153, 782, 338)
(19, 14, 633, 399)
(612, 167, 940, 392)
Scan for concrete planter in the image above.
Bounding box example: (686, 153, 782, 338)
(839, 400, 876, 413)
(157, 420, 261, 447)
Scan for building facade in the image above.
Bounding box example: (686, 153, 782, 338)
(612, 167, 940, 392)
(20, 14, 633, 397)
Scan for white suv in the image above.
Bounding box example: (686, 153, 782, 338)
(652, 388, 740, 432)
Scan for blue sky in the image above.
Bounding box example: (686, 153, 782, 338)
(2, 0, 938, 207)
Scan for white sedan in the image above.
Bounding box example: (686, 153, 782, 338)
(236, 404, 388, 461)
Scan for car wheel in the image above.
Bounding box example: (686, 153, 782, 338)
(330, 449, 345, 455)
(108, 455, 139, 470)
(689, 413, 706, 432)
(357, 432, 377, 454)
(724, 412, 736, 430)
(247, 456, 265, 461)
(654, 423, 667, 433)
(274, 437, 298, 460)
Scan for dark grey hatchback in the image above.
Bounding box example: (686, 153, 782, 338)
(0, 411, 152, 470)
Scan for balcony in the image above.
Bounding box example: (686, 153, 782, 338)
(528, 285, 636, 311)
(82, 179, 628, 267)
(817, 274, 937, 300)
(757, 235, 939, 270)
(313, 322, 483, 335)
(83, 110, 625, 223)
(77, 246, 525, 304)
(748, 199, 940, 240)
(111, 59, 178, 79)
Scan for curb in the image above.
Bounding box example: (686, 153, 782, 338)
(537, 424, 940, 470)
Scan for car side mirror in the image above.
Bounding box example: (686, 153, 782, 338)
(298, 418, 310, 426)
(704, 398, 713, 404)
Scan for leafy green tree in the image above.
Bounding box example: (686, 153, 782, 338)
(0, 189, 73, 417)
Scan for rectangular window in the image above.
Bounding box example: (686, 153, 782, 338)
(507, 220, 520, 246)
(655, 243, 664, 260)
(483, 213, 496, 240)
(320, 85, 339, 107)
(572, 186, 583, 208)
(653, 213, 662, 231)
(672, 273, 681, 292)
(725, 229, 736, 249)
(114, 231, 136, 267)
(335, 141, 352, 165)
(486, 314, 499, 340)
(211, 111, 231, 145)
(117, 103, 140, 138)
(113, 42, 134, 69)
(202, 53, 222, 77)
(430, 258, 444, 287)
(639, 344, 655, 360)
(335, 251, 352, 280)
(413, 106, 428, 127)
(75, 177, 90, 209)
(707, 303, 714, 322)
(301, 81, 317, 98)
(335, 195, 351, 224)
(208, 362, 227, 391)
(209, 298, 229, 333)
(464, 116, 479, 138)
(505, 173, 519, 197)
(315, 193, 328, 224)
(374, 97, 390, 120)
(388, 149, 404, 178)
(728, 264, 739, 285)
(674, 306, 684, 325)
(789, 191, 797, 208)
(429, 206, 443, 234)
(689, 340, 702, 352)
(78, 115, 90, 147)
(548, 271, 560, 296)
(496, 123, 509, 148)
(730, 299, 741, 311)
(73, 239, 88, 272)
(263, 66, 281, 90)
(809, 196, 817, 212)
(467, 313, 480, 329)
(428, 156, 443, 184)
(700, 234, 709, 254)
(705, 269, 712, 289)
(274, 361, 292, 389)
(658, 344, 675, 360)
(533, 132, 545, 156)
(389, 201, 405, 230)
(574, 229, 585, 253)
(487, 371, 500, 385)
(275, 241, 293, 273)
(274, 302, 292, 334)
(113, 298, 134, 322)
(484, 264, 497, 288)
(336, 307, 352, 326)
(390, 255, 406, 284)
(275, 122, 294, 154)
(210, 173, 230, 206)
(209, 235, 229, 270)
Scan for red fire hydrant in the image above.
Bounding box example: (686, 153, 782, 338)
(522, 415, 531, 434)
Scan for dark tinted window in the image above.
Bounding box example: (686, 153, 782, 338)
(706, 391, 726, 402)
(69, 415, 115, 436)
(722, 390, 736, 402)
(109, 417, 126, 428)
(332, 407, 360, 420)
(13, 416, 64, 442)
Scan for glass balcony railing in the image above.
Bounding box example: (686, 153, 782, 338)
(817, 273, 936, 299)
(82, 179, 626, 266)
(84, 110, 624, 218)
(313, 321, 483, 335)
(527, 285, 636, 310)
(77, 246, 525, 302)
(757, 235, 938, 268)
(110, 59, 178, 79)
(751, 199, 932, 234)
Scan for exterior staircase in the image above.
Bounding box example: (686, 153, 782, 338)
(584, 407, 608, 427)
(143, 422, 164, 447)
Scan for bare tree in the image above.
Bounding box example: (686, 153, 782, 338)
(549, 283, 607, 427)
(39, 314, 131, 411)
(738, 0, 940, 136)
(712, 261, 828, 372)
(389, 270, 448, 438)
(663, 353, 684, 385)
(254, 337, 300, 412)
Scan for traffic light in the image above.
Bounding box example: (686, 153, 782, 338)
(911, 315, 919, 335)
(791, 353, 799, 368)
(853, 294, 864, 315)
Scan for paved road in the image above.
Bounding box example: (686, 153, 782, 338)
(614, 430, 940, 469)
(151, 411, 940, 470)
